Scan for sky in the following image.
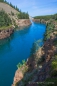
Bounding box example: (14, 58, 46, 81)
(7, 0, 57, 17)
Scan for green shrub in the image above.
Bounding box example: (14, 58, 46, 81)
(51, 69, 57, 77)
(43, 22, 55, 41)
(17, 60, 26, 69)
(37, 55, 45, 64)
(51, 60, 57, 70)
(44, 78, 57, 86)
(53, 39, 57, 46)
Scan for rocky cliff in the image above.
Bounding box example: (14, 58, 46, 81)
(0, 27, 14, 39)
(0, 19, 31, 39)
(12, 20, 57, 86)
(16, 19, 31, 27)
(33, 19, 46, 24)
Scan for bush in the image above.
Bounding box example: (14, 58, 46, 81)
(17, 60, 26, 69)
(53, 39, 57, 46)
(11, 11, 14, 16)
(44, 78, 57, 86)
(51, 69, 57, 77)
(37, 55, 45, 64)
(51, 54, 57, 77)
(43, 22, 55, 41)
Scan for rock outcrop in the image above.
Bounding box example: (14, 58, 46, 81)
(32, 19, 40, 23)
(0, 19, 31, 39)
(12, 69, 23, 86)
(16, 19, 31, 27)
(0, 27, 14, 39)
(33, 19, 46, 24)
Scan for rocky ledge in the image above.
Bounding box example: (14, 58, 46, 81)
(16, 19, 31, 27)
(0, 27, 14, 39)
(33, 19, 46, 24)
(0, 19, 31, 39)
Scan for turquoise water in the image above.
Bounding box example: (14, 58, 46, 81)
(0, 22, 46, 86)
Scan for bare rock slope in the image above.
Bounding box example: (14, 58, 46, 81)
(0, 2, 18, 14)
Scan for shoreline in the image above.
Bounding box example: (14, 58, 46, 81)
(0, 26, 14, 40)
(12, 20, 46, 86)
(12, 19, 57, 86)
(0, 19, 31, 39)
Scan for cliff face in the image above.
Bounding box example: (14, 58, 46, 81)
(33, 19, 46, 24)
(16, 19, 31, 27)
(33, 19, 40, 23)
(0, 27, 14, 39)
(12, 20, 57, 86)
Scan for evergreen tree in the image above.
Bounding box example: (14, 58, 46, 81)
(0, 10, 12, 27)
(0, 0, 4, 2)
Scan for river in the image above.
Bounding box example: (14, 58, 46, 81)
(0, 22, 46, 86)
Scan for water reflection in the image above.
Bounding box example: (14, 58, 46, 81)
(14, 25, 31, 37)
(0, 26, 31, 54)
(0, 33, 14, 54)
(18, 26, 31, 35)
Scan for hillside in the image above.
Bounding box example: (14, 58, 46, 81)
(0, 2, 19, 28)
(0, 1, 31, 39)
(0, 2, 19, 14)
(0, 1, 30, 27)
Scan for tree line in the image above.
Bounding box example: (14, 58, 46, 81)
(17, 11, 29, 19)
(34, 14, 57, 20)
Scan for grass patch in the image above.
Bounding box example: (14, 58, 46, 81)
(0, 25, 12, 30)
(37, 55, 45, 64)
(17, 60, 28, 74)
(53, 39, 57, 46)
(44, 78, 57, 86)
(51, 60, 57, 70)
(50, 54, 57, 77)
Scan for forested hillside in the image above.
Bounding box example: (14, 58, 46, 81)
(0, 0, 29, 29)
(0, 0, 29, 19)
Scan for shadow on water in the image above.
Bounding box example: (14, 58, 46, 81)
(0, 35, 13, 46)
(15, 25, 31, 36)
(0, 25, 31, 52)
(0, 33, 14, 53)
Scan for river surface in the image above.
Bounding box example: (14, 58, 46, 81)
(0, 22, 46, 86)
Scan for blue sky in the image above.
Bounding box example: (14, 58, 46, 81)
(7, 0, 57, 17)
